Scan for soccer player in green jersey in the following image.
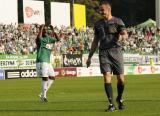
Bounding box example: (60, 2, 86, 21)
(36, 25, 59, 102)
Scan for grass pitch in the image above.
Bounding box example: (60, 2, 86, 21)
(0, 75, 160, 116)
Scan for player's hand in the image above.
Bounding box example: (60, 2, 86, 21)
(49, 25, 54, 30)
(119, 30, 128, 40)
(40, 24, 45, 30)
(118, 35, 123, 42)
(86, 58, 91, 68)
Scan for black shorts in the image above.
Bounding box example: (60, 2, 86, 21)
(99, 48, 124, 75)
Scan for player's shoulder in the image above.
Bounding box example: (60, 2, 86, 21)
(113, 16, 122, 21)
(112, 17, 125, 25)
(45, 35, 53, 39)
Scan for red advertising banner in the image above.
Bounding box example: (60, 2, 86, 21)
(54, 68, 77, 77)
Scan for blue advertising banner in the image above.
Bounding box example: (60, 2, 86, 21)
(0, 69, 5, 80)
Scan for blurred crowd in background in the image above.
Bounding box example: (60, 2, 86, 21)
(0, 24, 160, 55)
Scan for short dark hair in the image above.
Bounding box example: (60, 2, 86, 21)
(100, 0, 112, 7)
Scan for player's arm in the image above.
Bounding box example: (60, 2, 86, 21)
(118, 19, 128, 42)
(37, 24, 44, 39)
(36, 24, 44, 45)
(49, 25, 60, 42)
(86, 36, 99, 68)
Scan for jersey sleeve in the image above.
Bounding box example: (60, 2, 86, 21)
(117, 19, 126, 34)
(94, 25, 99, 37)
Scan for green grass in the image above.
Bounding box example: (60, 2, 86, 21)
(0, 75, 160, 116)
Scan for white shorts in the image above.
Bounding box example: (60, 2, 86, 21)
(36, 62, 55, 77)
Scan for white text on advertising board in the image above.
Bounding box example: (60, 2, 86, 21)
(21, 70, 37, 78)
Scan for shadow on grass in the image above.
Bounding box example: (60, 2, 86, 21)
(0, 109, 105, 112)
(0, 99, 160, 103)
(0, 100, 160, 113)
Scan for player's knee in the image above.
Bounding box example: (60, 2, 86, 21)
(49, 76, 55, 80)
(103, 72, 112, 83)
(103, 72, 112, 77)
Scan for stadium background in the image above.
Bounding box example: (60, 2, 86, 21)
(18, 0, 155, 27)
(0, 0, 159, 79)
(0, 0, 160, 116)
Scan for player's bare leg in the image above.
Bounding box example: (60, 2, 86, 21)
(103, 72, 116, 112)
(116, 74, 125, 110)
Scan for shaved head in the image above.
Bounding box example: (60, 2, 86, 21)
(99, 1, 112, 19)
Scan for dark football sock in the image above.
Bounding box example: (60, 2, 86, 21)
(117, 82, 124, 100)
(104, 83, 114, 105)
